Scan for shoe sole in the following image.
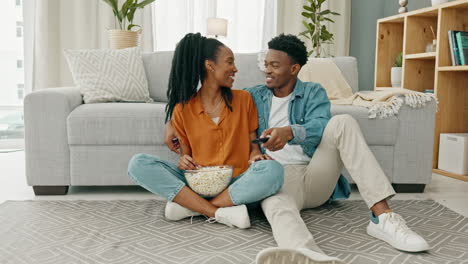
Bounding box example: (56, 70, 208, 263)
(367, 224, 431, 252)
(256, 249, 343, 264)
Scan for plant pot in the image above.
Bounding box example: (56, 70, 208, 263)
(391, 67, 402, 87)
(108, 29, 140, 49)
(431, 0, 449, 6)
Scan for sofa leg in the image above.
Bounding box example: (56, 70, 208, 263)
(33, 186, 69, 195)
(392, 184, 426, 193)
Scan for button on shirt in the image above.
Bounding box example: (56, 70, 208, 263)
(171, 90, 258, 177)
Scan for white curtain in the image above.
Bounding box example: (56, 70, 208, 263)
(153, 0, 276, 53)
(276, 0, 351, 57)
(23, 0, 154, 93)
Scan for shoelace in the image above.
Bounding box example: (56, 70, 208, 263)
(384, 213, 412, 237)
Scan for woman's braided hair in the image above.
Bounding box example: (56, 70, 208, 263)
(165, 33, 233, 122)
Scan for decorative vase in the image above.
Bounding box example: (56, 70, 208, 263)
(391, 67, 402, 88)
(431, 0, 449, 6)
(108, 29, 140, 49)
(399, 0, 408, 14)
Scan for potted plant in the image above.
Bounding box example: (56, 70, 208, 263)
(299, 0, 340, 57)
(102, 0, 156, 49)
(391, 52, 403, 88)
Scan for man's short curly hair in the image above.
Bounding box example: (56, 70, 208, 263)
(268, 34, 308, 66)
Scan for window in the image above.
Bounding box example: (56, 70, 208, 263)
(17, 84, 24, 99)
(16, 26, 22, 37)
(0, 0, 24, 150)
(153, 0, 276, 53)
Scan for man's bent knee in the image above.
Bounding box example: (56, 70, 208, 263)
(328, 114, 359, 131)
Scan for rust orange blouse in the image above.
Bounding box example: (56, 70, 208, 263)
(171, 90, 258, 177)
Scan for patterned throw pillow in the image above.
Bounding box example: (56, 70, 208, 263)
(64, 47, 153, 104)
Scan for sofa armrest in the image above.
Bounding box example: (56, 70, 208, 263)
(24, 87, 83, 186)
(392, 99, 437, 184)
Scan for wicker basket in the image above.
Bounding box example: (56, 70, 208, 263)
(108, 29, 140, 49)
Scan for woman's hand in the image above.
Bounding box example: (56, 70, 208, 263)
(249, 153, 273, 164)
(178, 154, 201, 170)
(164, 121, 180, 154)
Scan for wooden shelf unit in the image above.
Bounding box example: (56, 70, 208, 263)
(374, 0, 468, 181)
(405, 52, 436, 60)
(438, 65, 468, 71)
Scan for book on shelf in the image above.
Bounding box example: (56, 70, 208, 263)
(455, 31, 468, 65)
(448, 31, 461, 66)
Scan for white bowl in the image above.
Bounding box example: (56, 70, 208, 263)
(184, 165, 233, 197)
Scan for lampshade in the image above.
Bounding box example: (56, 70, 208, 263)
(206, 17, 228, 37)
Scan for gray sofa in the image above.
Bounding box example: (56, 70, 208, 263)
(24, 52, 436, 195)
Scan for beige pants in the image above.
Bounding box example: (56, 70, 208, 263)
(261, 114, 396, 251)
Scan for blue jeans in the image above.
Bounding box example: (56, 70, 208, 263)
(128, 154, 284, 205)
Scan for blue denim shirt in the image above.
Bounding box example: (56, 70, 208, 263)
(244, 79, 350, 202)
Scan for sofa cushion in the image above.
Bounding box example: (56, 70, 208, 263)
(67, 103, 398, 146)
(64, 47, 153, 104)
(331, 105, 399, 146)
(67, 103, 166, 145)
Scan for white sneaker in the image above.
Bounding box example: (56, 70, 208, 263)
(164, 201, 201, 221)
(367, 211, 431, 252)
(256, 247, 343, 264)
(213, 204, 251, 229)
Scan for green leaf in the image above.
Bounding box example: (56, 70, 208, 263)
(301, 12, 311, 18)
(299, 31, 312, 40)
(394, 52, 403, 67)
(320, 26, 334, 41)
(303, 5, 314, 12)
(331, 12, 340, 16)
(121, 0, 135, 18)
(127, 24, 141, 31)
(127, 4, 138, 23)
(320, 9, 331, 15)
(317, 0, 326, 7)
(323, 17, 335, 23)
(302, 21, 313, 31)
(109, 0, 119, 11)
(306, 0, 316, 8)
(136, 0, 156, 8)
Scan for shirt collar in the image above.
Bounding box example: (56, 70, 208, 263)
(193, 93, 204, 115)
(292, 78, 305, 98)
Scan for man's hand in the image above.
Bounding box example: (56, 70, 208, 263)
(164, 122, 180, 154)
(261, 126, 293, 152)
(249, 153, 274, 164)
(178, 155, 200, 170)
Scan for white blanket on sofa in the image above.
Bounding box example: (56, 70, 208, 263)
(298, 58, 437, 119)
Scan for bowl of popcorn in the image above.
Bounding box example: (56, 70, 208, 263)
(184, 165, 233, 197)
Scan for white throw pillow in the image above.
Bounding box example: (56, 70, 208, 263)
(64, 47, 153, 104)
